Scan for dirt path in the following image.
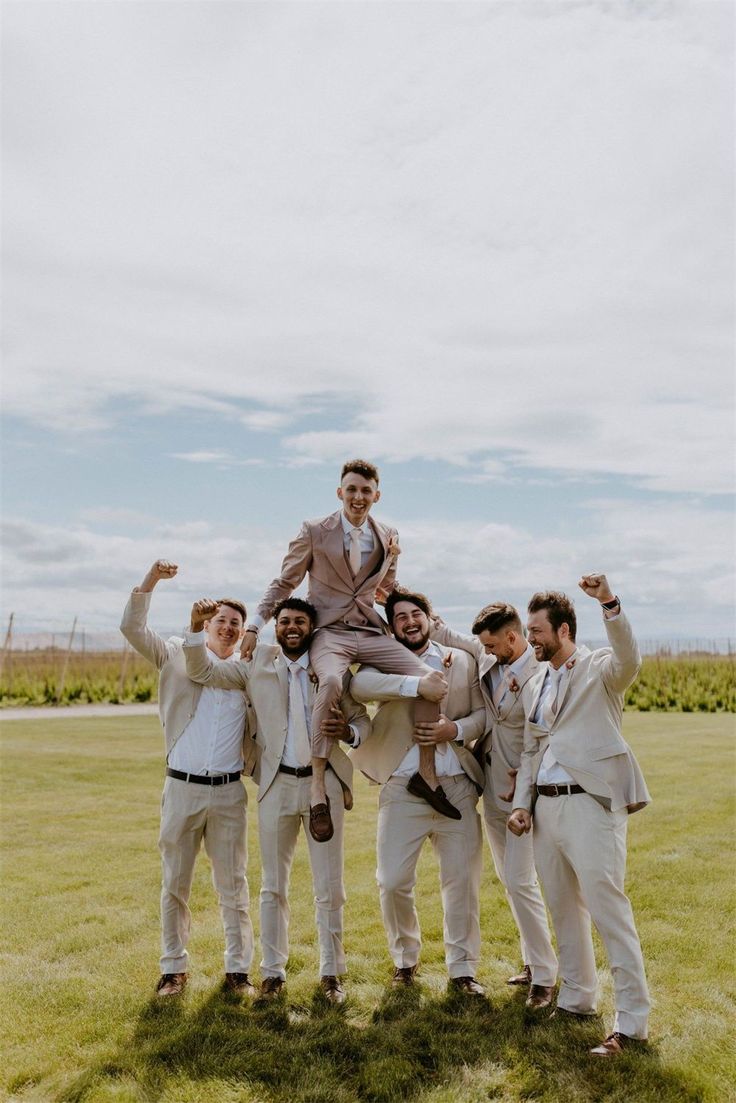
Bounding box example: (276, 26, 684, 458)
(0, 703, 159, 721)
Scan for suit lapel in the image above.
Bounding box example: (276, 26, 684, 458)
(551, 650, 581, 725)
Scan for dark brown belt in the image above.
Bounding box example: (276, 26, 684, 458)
(278, 764, 313, 778)
(166, 768, 241, 786)
(535, 783, 585, 797)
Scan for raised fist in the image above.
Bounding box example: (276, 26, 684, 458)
(578, 573, 615, 604)
(190, 598, 220, 632)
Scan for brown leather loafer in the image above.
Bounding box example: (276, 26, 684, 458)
(225, 972, 257, 997)
(590, 1032, 647, 1057)
(525, 984, 555, 1012)
(320, 975, 346, 1004)
(259, 976, 285, 1000)
(406, 774, 462, 819)
(155, 972, 187, 997)
(449, 976, 485, 996)
(309, 797, 334, 842)
(391, 965, 419, 988)
(507, 965, 532, 986)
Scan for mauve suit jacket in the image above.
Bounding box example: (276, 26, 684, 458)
(513, 612, 651, 815)
(255, 510, 399, 632)
(431, 623, 540, 813)
(120, 590, 257, 773)
(183, 638, 370, 804)
(349, 644, 486, 789)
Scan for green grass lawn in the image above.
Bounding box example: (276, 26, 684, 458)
(1, 714, 734, 1103)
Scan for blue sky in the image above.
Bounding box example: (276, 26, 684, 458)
(2, 1, 733, 643)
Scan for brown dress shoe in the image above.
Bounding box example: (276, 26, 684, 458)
(155, 972, 187, 997)
(309, 797, 334, 842)
(507, 965, 532, 986)
(590, 1032, 647, 1057)
(391, 965, 419, 988)
(259, 976, 285, 1000)
(225, 972, 257, 997)
(320, 975, 346, 1004)
(449, 976, 485, 996)
(525, 984, 555, 1012)
(406, 774, 462, 819)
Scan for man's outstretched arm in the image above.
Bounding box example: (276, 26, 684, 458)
(241, 523, 314, 659)
(183, 599, 250, 690)
(120, 559, 179, 671)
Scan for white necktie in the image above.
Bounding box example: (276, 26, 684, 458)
(288, 667, 311, 767)
(349, 527, 362, 575)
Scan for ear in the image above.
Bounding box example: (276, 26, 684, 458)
(237, 625, 246, 641)
(337, 485, 344, 501)
(373, 488, 381, 503)
(559, 622, 571, 642)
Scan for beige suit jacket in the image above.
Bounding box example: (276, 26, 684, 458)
(431, 623, 540, 813)
(255, 510, 399, 632)
(349, 644, 486, 788)
(120, 590, 257, 772)
(183, 639, 370, 803)
(514, 611, 650, 815)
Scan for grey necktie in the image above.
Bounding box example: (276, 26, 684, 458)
(288, 666, 311, 767)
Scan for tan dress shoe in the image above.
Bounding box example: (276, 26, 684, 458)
(525, 984, 555, 1012)
(391, 965, 419, 987)
(590, 1032, 647, 1057)
(155, 972, 187, 997)
(506, 965, 532, 986)
(225, 972, 257, 997)
(449, 976, 485, 996)
(320, 975, 346, 1004)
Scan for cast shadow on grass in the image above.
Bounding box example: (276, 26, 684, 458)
(59, 982, 702, 1103)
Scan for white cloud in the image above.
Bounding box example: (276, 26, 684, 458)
(168, 451, 265, 466)
(2, 2, 732, 495)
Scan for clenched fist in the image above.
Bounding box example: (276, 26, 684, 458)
(578, 573, 615, 604)
(190, 598, 220, 632)
(418, 669, 449, 703)
(137, 559, 178, 593)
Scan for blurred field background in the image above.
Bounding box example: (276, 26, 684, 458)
(2, 646, 734, 711)
(1, 712, 734, 1103)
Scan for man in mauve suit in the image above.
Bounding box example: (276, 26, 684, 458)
(508, 574, 651, 1057)
(240, 459, 446, 843)
(350, 588, 487, 995)
(431, 602, 558, 1010)
(120, 560, 257, 999)
(184, 596, 369, 1004)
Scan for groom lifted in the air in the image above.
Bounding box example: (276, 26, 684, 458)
(241, 459, 455, 841)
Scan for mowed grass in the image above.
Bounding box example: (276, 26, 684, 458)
(1, 715, 734, 1103)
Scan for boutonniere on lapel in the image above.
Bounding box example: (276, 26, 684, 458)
(387, 536, 401, 560)
(564, 657, 577, 671)
(442, 652, 453, 670)
(507, 676, 520, 694)
(308, 670, 319, 688)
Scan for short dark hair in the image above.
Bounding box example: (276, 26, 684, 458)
(272, 597, 317, 627)
(341, 458, 379, 484)
(527, 591, 577, 641)
(214, 598, 247, 624)
(471, 602, 522, 636)
(384, 585, 432, 627)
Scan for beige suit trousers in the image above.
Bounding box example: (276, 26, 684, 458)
(483, 799, 557, 986)
(534, 792, 650, 1038)
(158, 776, 253, 974)
(258, 769, 346, 979)
(309, 628, 428, 756)
(377, 773, 482, 979)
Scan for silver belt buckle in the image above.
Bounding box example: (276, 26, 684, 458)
(550, 783, 560, 796)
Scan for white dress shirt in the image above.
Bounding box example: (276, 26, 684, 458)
(168, 644, 246, 775)
(533, 653, 577, 785)
(391, 641, 464, 778)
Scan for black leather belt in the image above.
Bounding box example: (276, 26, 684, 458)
(278, 764, 313, 778)
(535, 783, 585, 797)
(166, 768, 241, 786)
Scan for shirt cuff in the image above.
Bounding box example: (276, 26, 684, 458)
(346, 724, 360, 747)
(602, 607, 621, 621)
(184, 629, 206, 645)
(249, 614, 266, 630)
(399, 676, 421, 698)
(453, 718, 464, 744)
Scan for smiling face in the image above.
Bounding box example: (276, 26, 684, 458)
(337, 472, 380, 526)
(391, 600, 431, 653)
(274, 607, 314, 659)
(526, 609, 569, 664)
(204, 604, 245, 658)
